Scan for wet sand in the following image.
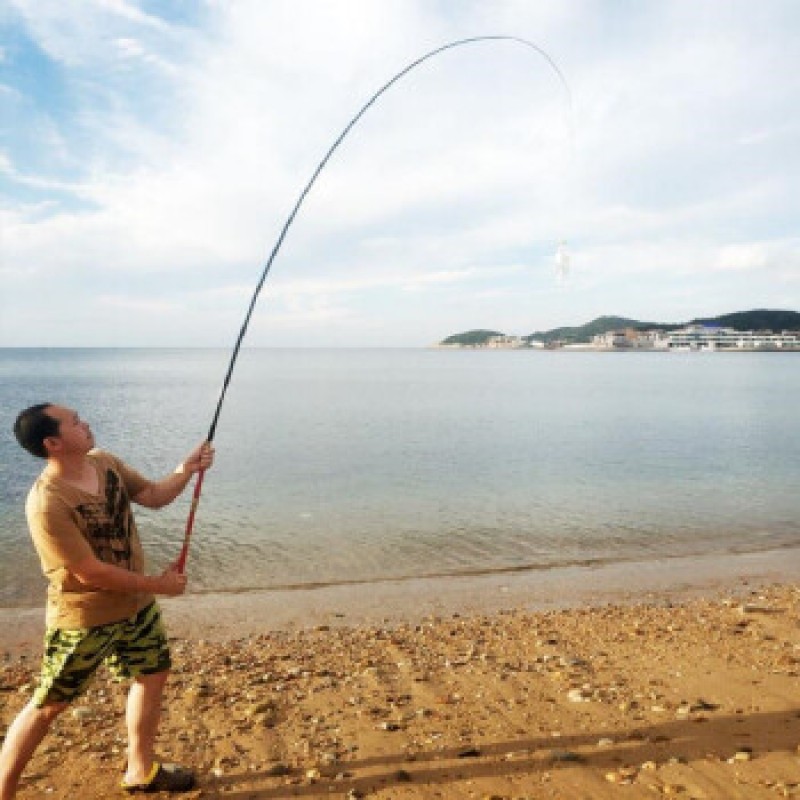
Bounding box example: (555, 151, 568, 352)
(1, 550, 799, 799)
(3, 545, 800, 656)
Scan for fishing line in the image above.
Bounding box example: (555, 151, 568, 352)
(176, 35, 572, 573)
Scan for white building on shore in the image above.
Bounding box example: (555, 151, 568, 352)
(593, 325, 800, 351)
(664, 325, 800, 351)
(485, 335, 524, 348)
(592, 328, 664, 349)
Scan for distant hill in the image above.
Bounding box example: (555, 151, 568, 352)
(441, 329, 505, 346)
(689, 309, 800, 332)
(524, 315, 670, 345)
(440, 309, 800, 347)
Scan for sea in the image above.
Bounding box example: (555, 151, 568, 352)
(1, 347, 798, 609)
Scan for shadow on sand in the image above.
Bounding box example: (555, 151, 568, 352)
(208, 706, 800, 798)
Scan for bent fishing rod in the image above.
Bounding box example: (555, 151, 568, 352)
(175, 34, 571, 573)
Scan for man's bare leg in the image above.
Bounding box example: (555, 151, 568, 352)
(123, 670, 169, 785)
(0, 700, 67, 800)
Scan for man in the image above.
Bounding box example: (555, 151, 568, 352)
(0, 403, 215, 797)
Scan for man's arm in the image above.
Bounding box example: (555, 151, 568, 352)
(132, 442, 215, 509)
(69, 555, 188, 596)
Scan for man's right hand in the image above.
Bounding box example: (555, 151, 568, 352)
(154, 566, 188, 596)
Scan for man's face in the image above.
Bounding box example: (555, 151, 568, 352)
(44, 405, 95, 456)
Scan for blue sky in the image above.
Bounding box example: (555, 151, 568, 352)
(1, 0, 798, 346)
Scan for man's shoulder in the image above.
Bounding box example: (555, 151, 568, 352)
(27, 471, 69, 517)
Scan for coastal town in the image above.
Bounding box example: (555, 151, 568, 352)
(439, 324, 800, 351)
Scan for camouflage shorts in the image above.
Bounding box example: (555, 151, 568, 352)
(32, 601, 171, 707)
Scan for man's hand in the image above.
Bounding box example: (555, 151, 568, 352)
(152, 565, 188, 597)
(135, 442, 216, 509)
(176, 441, 215, 476)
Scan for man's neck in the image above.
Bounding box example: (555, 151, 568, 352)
(47, 453, 95, 489)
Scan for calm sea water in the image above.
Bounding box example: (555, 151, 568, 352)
(1, 348, 798, 607)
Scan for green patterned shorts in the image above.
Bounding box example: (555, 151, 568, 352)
(33, 601, 172, 707)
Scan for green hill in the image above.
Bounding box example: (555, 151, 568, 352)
(690, 309, 800, 331)
(524, 316, 668, 345)
(440, 329, 505, 346)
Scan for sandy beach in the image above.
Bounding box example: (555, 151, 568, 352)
(1, 552, 799, 799)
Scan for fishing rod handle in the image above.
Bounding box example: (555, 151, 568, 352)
(175, 467, 206, 574)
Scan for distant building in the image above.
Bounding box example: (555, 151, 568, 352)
(593, 330, 630, 348)
(440, 324, 800, 351)
(638, 330, 671, 349)
(486, 335, 524, 348)
(592, 325, 800, 351)
(592, 328, 662, 349)
(664, 325, 800, 351)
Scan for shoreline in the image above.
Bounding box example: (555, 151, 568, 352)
(3, 545, 798, 657)
(165, 544, 800, 638)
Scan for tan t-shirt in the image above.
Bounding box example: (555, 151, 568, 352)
(26, 449, 155, 629)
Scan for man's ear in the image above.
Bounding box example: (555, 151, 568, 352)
(43, 436, 62, 456)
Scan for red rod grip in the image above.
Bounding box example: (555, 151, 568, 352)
(175, 468, 206, 574)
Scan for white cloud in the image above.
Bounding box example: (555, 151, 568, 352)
(1, 0, 798, 345)
(712, 239, 800, 274)
(96, 0, 171, 31)
(8, 0, 174, 66)
(97, 294, 180, 313)
(265, 264, 524, 299)
(0, 152, 88, 195)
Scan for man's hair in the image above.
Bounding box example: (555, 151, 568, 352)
(14, 404, 59, 458)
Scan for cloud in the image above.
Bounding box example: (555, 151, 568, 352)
(7, 0, 174, 66)
(0, 150, 89, 194)
(264, 264, 524, 298)
(97, 294, 180, 313)
(712, 239, 800, 274)
(737, 121, 800, 147)
(1, 0, 799, 345)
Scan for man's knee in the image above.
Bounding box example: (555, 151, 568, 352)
(26, 699, 68, 724)
(31, 701, 69, 722)
(132, 669, 170, 690)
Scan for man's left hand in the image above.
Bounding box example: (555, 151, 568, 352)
(178, 442, 215, 476)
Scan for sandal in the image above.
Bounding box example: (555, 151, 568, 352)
(121, 762, 196, 793)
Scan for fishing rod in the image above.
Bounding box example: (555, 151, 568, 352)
(175, 35, 572, 573)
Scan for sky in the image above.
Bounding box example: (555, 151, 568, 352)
(1, 0, 798, 347)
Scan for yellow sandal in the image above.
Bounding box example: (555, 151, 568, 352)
(121, 762, 196, 794)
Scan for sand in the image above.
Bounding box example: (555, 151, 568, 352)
(1, 553, 799, 799)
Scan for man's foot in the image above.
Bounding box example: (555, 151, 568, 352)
(121, 762, 196, 793)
